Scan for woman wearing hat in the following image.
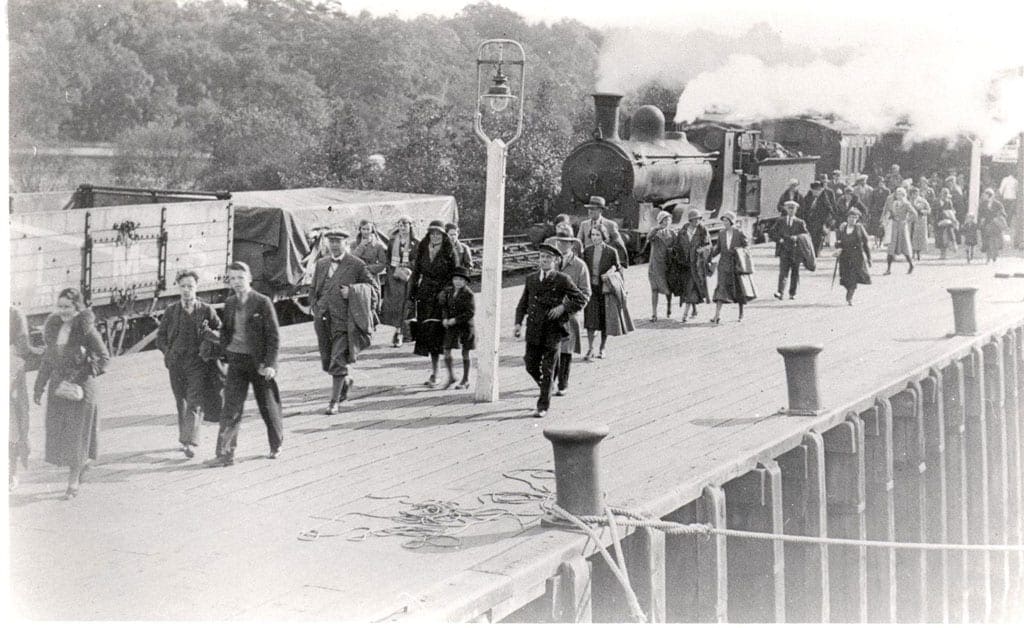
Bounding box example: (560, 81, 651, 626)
(582, 223, 625, 359)
(646, 210, 676, 322)
(834, 208, 873, 305)
(908, 186, 930, 260)
(883, 186, 917, 274)
(710, 212, 750, 323)
(410, 220, 459, 386)
(380, 216, 418, 347)
(670, 208, 711, 322)
(934, 187, 960, 259)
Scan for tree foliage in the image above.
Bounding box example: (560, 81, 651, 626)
(9, 0, 610, 235)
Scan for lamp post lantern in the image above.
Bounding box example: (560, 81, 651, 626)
(473, 39, 525, 402)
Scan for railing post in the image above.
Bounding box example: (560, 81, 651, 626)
(963, 348, 992, 621)
(623, 526, 666, 622)
(665, 486, 728, 622)
(777, 345, 824, 415)
(890, 383, 927, 622)
(778, 432, 829, 622)
(542, 425, 609, 521)
(862, 398, 897, 622)
(983, 339, 1009, 618)
(724, 462, 785, 622)
(947, 287, 979, 336)
(549, 556, 593, 622)
(941, 360, 970, 622)
(921, 371, 949, 623)
(822, 416, 868, 622)
(1001, 331, 1022, 608)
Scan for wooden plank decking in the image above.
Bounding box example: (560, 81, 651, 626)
(9, 244, 1024, 621)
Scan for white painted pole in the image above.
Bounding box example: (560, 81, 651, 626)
(968, 137, 982, 218)
(474, 138, 507, 402)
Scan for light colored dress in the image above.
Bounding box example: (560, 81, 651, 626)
(911, 198, 930, 254)
(646, 225, 676, 296)
(885, 199, 917, 257)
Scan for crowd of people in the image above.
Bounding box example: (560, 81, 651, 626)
(9, 169, 1022, 494)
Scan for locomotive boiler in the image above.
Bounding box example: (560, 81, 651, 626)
(559, 94, 819, 256)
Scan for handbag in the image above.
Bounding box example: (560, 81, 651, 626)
(739, 274, 758, 300)
(54, 380, 84, 401)
(392, 266, 412, 282)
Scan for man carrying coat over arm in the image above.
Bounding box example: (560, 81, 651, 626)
(514, 244, 588, 418)
(771, 200, 809, 300)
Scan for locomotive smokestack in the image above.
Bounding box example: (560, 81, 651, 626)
(592, 93, 623, 140)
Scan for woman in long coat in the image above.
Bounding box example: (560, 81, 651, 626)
(380, 217, 418, 347)
(671, 208, 710, 322)
(884, 187, 917, 274)
(410, 220, 458, 386)
(10, 306, 34, 490)
(908, 187, 931, 260)
(33, 288, 110, 498)
(582, 224, 624, 360)
(934, 187, 959, 258)
(646, 211, 676, 321)
(978, 188, 1008, 263)
(710, 212, 750, 323)
(835, 208, 873, 305)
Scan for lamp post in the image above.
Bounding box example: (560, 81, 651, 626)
(473, 39, 525, 402)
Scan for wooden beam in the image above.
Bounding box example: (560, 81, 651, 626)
(983, 339, 1010, 618)
(725, 461, 785, 622)
(778, 432, 829, 622)
(921, 371, 950, 623)
(822, 416, 867, 622)
(941, 360, 971, 622)
(890, 382, 927, 622)
(963, 347, 992, 621)
(862, 399, 897, 622)
(664, 486, 728, 622)
(624, 525, 666, 622)
(548, 555, 593, 623)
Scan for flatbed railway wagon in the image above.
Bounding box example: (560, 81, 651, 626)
(9, 187, 458, 355)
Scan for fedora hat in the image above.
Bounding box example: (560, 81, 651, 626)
(584, 196, 607, 209)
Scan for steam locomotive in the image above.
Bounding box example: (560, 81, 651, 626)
(558, 93, 819, 258)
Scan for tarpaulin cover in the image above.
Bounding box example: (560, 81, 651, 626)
(228, 188, 458, 295)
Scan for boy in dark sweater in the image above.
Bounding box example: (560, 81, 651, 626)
(438, 266, 475, 389)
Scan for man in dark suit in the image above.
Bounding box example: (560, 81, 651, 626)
(311, 229, 378, 414)
(514, 244, 588, 418)
(206, 261, 283, 466)
(801, 181, 835, 255)
(771, 201, 809, 300)
(157, 269, 223, 459)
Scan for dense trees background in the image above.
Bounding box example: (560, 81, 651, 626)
(8, 0, 625, 234)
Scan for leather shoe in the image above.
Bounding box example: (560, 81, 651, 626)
(203, 456, 234, 468)
(183, 446, 195, 459)
(554, 388, 566, 397)
(773, 292, 783, 300)
(269, 448, 281, 460)
(533, 409, 547, 418)
(325, 402, 338, 415)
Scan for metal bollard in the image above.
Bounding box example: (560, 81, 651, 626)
(777, 345, 825, 415)
(542, 425, 609, 526)
(946, 288, 979, 336)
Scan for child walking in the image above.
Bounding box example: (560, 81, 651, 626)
(438, 266, 475, 389)
(960, 215, 979, 263)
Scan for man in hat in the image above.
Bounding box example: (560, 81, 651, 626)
(771, 200, 809, 300)
(310, 228, 379, 414)
(549, 235, 590, 396)
(514, 243, 587, 418)
(206, 261, 283, 466)
(777, 179, 803, 214)
(577, 196, 629, 266)
(852, 174, 873, 208)
(801, 181, 835, 255)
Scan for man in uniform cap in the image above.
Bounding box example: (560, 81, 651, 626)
(310, 228, 379, 414)
(548, 235, 590, 396)
(771, 200, 809, 300)
(514, 243, 587, 418)
(576, 196, 629, 266)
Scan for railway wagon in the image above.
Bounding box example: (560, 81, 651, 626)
(9, 187, 458, 353)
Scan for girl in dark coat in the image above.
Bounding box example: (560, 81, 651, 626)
(710, 212, 749, 323)
(671, 209, 711, 322)
(33, 288, 110, 499)
(410, 220, 458, 386)
(835, 208, 873, 305)
(438, 266, 475, 389)
(380, 217, 418, 347)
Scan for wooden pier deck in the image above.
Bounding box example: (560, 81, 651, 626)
(9, 245, 1024, 621)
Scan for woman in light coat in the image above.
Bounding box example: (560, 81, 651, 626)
(380, 217, 418, 347)
(908, 186, 930, 260)
(34, 288, 110, 498)
(884, 187, 917, 274)
(646, 211, 676, 321)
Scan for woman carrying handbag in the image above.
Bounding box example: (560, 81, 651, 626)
(33, 288, 110, 499)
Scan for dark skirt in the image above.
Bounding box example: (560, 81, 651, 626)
(583, 283, 607, 332)
(838, 250, 872, 290)
(682, 270, 709, 304)
(713, 268, 747, 304)
(44, 376, 99, 468)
